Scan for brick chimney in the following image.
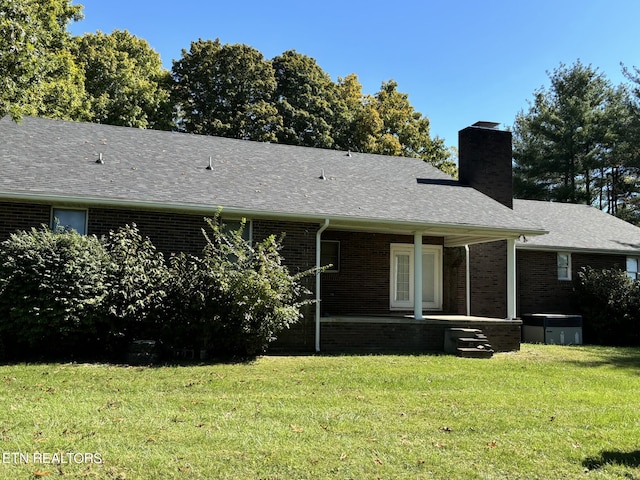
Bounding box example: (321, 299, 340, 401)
(458, 122, 513, 209)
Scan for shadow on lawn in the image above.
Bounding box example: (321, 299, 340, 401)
(565, 346, 640, 373)
(583, 450, 640, 470)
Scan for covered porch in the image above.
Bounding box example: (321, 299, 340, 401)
(313, 219, 525, 354)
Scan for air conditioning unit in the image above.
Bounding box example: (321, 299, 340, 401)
(521, 314, 582, 345)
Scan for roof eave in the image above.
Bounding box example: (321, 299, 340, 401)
(0, 191, 547, 244)
(516, 243, 640, 256)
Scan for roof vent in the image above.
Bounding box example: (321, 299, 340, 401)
(206, 156, 213, 170)
(319, 169, 326, 180)
(95, 153, 104, 164)
(346, 150, 352, 157)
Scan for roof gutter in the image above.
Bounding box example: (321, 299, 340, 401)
(516, 244, 640, 256)
(315, 219, 330, 353)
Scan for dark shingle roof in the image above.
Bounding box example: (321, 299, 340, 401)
(0, 116, 543, 239)
(514, 199, 640, 254)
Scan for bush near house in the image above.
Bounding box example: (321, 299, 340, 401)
(0, 217, 314, 362)
(575, 266, 640, 346)
(102, 224, 169, 355)
(163, 218, 314, 359)
(0, 227, 112, 360)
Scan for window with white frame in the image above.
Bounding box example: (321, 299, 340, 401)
(320, 240, 340, 273)
(627, 257, 639, 280)
(557, 252, 571, 281)
(390, 244, 442, 310)
(52, 208, 87, 235)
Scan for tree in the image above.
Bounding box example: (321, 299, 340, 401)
(333, 73, 384, 153)
(272, 50, 337, 148)
(513, 61, 624, 206)
(0, 0, 86, 120)
(172, 39, 282, 141)
(372, 80, 454, 174)
(73, 29, 173, 129)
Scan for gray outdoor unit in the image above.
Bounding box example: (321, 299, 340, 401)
(521, 314, 583, 345)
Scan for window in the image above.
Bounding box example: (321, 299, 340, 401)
(52, 208, 87, 235)
(390, 244, 442, 310)
(557, 252, 571, 281)
(627, 257, 639, 280)
(222, 218, 252, 242)
(320, 240, 340, 272)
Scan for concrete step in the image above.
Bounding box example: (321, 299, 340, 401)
(457, 346, 494, 359)
(457, 336, 489, 346)
(444, 328, 484, 354)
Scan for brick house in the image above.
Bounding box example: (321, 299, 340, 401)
(0, 116, 565, 353)
(513, 200, 640, 316)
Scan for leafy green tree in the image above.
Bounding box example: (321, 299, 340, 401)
(372, 80, 454, 174)
(333, 73, 384, 153)
(73, 29, 173, 129)
(272, 50, 337, 148)
(20, 47, 91, 120)
(513, 61, 622, 205)
(172, 39, 281, 141)
(0, 0, 86, 120)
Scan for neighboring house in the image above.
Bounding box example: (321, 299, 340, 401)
(0, 116, 548, 353)
(513, 200, 640, 315)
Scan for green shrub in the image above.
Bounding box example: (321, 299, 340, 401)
(102, 224, 169, 355)
(575, 266, 640, 346)
(165, 217, 315, 358)
(0, 227, 111, 359)
(0, 217, 315, 361)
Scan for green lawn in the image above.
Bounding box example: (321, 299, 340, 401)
(0, 345, 639, 479)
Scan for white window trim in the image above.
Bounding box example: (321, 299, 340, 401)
(390, 243, 442, 311)
(557, 252, 572, 281)
(51, 207, 88, 235)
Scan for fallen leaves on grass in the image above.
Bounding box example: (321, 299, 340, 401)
(32, 470, 52, 477)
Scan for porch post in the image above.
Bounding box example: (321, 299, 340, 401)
(507, 238, 516, 320)
(414, 232, 423, 320)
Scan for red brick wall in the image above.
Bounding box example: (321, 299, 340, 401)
(0, 202, 51, 239)
(468, 241, 507, 318)
(517, 249, 626, 315)
(320, 319, 521, 353)
(320, 231, 446, 316)
(88, 208, 209, 255)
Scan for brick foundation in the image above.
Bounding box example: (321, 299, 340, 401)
(320, 316, 521, 353)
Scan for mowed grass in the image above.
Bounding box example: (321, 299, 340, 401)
(0, 345, 639, 479)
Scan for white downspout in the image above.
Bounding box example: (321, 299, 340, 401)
(464, 244, 471, 317)
(315, 219, 330, 352)
(507, 238, 516, 320)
